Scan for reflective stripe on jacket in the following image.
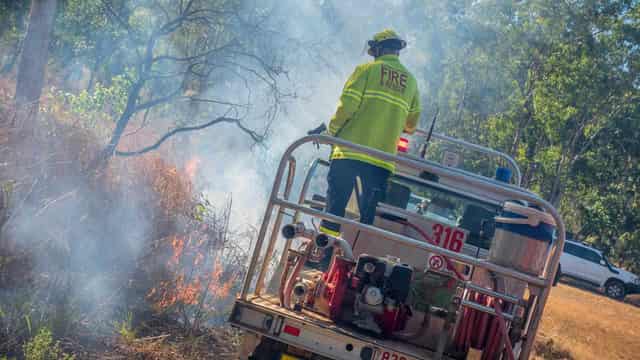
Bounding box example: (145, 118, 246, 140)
(328, 54, 421, 172)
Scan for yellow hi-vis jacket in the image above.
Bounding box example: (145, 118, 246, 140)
(328, 54, 421, 173)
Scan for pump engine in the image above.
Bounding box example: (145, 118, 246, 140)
(300, 253, 414, 338)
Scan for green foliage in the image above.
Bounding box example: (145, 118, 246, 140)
(412, 0, 640, 271)
(0, 290, 39, 342)
(0, 1, 28, 72)
(55, 74, 133, 123)
(113, 311, 136, 343)
(23, 327, 74, 360)
(0, 286, 83, 357)
(53, 0, 129, 76)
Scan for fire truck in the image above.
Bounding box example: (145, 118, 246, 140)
(229, 131, 565, 360)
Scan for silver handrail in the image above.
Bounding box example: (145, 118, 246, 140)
(294, 158, 329, 223)
(274, 199, 547, 287)
(241, 135, 565, 360)
(466, 283, 523, 306)
(461, 300, 516, 321)
(240, 156, 296, 298)
(254, 156, 296, 296)
(414, 130, 523, 186)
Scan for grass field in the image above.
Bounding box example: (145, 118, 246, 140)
(533, 283, 640, 360)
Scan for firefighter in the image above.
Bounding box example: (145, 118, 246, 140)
(319, 29, 421, 238)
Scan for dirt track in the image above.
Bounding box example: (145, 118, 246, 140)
(533, 283, 640, 359)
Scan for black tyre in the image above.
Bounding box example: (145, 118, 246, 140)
(604, 279, 626, 300)
(248, 337, 281, 360)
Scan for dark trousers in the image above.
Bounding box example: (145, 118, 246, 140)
(320, 159, 391, 234)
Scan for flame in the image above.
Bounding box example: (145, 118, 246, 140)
(184, 157, 201, 181)
(148, 234, 239, 314)
(207, 259, 236, 301)
(169, 236, 184, 266)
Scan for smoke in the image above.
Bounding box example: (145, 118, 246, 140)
(194, 0, 429, 226)
(0, 113, 169, 341)
(0, 0, 438, 345)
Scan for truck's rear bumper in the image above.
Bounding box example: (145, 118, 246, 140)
(229, 296, 450, 360)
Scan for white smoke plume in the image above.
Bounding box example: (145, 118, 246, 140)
(193, 0, 428, 227)
(0, 1, 435, 345)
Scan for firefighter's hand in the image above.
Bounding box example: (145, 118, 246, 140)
(307, 123, 327, 150)
(307, 123, 327, 135)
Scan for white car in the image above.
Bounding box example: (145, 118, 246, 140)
(556, 239, 640, 299)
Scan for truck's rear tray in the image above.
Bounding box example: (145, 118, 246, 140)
(230, 294, 455, 360)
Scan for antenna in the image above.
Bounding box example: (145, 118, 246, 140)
(420, 106, 439, 158)
(426, 106, 439, 143)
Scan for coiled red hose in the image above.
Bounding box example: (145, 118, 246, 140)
(454, 291, 516, 360)
(492, 300, 515, 360)
(399, 220, 519, 358)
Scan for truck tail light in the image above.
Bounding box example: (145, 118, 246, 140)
(397, 137, 409, 153)
(283, 324, 301, 337)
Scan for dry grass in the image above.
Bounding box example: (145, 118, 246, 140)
(94, 325, 240, 360)
(534, 284, 640, 360)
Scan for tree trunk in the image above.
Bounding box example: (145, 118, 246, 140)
(548, 157, 565, 207)
(90, 80, 144, 169)
(14, 0, 58, 124)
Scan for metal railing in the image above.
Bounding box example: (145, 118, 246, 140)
(414, 131, 523, 186)
(239, 135, 565, 360)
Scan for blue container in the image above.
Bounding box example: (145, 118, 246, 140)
(495, 167, 512, 183)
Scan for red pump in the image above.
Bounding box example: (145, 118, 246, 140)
(322, 256, 355, 321)
(377, 304, 412, 337)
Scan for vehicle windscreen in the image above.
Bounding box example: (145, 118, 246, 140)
(386, 174, 500, 250)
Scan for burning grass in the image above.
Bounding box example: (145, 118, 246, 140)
(147, 224, 244, 331)
(0, 80, 248, 358)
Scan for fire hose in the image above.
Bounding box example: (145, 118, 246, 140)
(453, 294, 516, 360)
(399, 221, 515, 359)
(492, 300, 515, 360)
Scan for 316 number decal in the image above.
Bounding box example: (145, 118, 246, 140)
(431, 223, 465, 253)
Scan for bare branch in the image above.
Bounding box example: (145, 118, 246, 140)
(100, 0, 140, 47)
(158, 1, 195, 36)
(95, 0, 290, 164)
(115, 117, 263, 157)
(135, 87, 183, 112)
(185, 97, 249, 108)
(232, 50, 286, 80)
(151, 0, 171, 22)
(183, 0, 195, 15)
(152, 39, 237, 64)
(123, 107, 152, 137)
